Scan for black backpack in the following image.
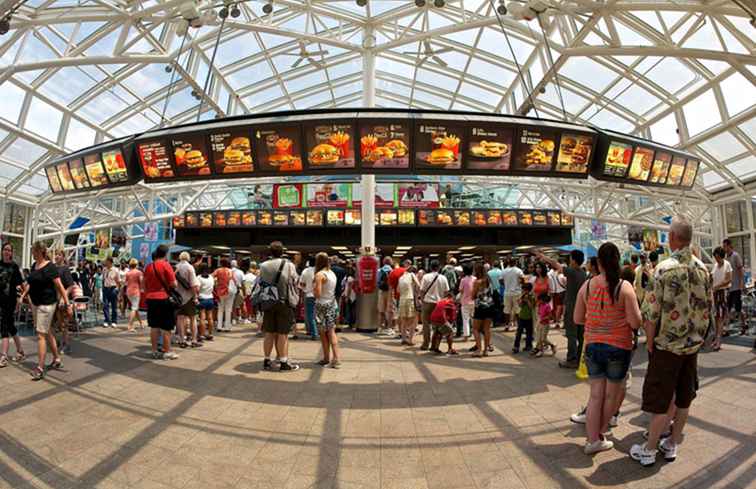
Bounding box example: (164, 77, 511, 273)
(378, 268, 390, 291)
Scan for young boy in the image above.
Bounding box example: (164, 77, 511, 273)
(513, 282, 534, 354)
(430, 291, 458, 355)
(532, 292, 557, 358)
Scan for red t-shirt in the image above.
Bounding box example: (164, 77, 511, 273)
(430, 298, 457, 325)
(143, 260, 176, 300)
(213, 268, 232, 297)
(388, 267, 406, 298)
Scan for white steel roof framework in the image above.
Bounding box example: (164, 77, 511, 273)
(0, 0, 754, 206)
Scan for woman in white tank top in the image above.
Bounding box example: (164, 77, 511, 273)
(314, 252, 341, 368)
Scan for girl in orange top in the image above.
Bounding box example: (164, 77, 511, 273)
(573, 242, 641, 455)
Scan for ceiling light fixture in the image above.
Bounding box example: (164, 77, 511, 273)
(230, 3, 241, 17)
(219, 6, 229, 18)
(356, 0, 367, 6)
(415, 0, 426, 6)
(0, 16, 10, 35)
(262, 1, 273, 14)
(434, 0, 444, 7)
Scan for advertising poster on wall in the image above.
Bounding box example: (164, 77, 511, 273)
(643, 229, 660, 252)
(306, 183, 351, 207)
(397, 183, 439, 208)
(351, 183, 397, 208)
(272, 184, 304, 208)
(95, 229, 111, 249)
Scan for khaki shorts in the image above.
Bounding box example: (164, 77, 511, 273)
(33, 304, 56, 334)
(503, 294, 520, 315)
(378, 290, 393, 315)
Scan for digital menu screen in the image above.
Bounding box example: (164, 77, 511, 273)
(254, 126, 303, 173)
(68, 158, 91, 189)
(290, 210, 306, 226)
(138, 140, 174, 179)
(436, 210, 453, 225)
(533, 210, 547, 226)
(398, 209, 415, 225)
(547, 211, 561, 226)
(472, 211, 487, 226)
(241, 211, 256, 226)
(258, 210, 272, 226)
(209, 129, 254, 175)
(171, 133, 212, 177)
(561, 214, 573, 226)
(453, 210, 471, 226)
(305, 122, 355, 170)
(327, 210, 345, 225)
(414, 122, 463, 171)
(502, 210, 518, 226)
(466, 125, 512, 171)
(513, 128, 557, 172)
(46, 166, 63, 193)
(359, 121, 410, 170)
(273, 211, 289, 226)
(214, 212, 227, 227)
(603, 141, 632, 178)
(628, 147, 655, 181)
(345, 209, 361, 226)
(199, 212, 213, 228)
(518, 210, 534, 226)
(84, 154, 109, 187)
(102, 148, 129, 183)
(555, 134, 592, 174)
(666, 156, 686, 186)
(185, 213, 198, 227)
(649, 152, 672, 184)
(56, 162, 75, 191)
(306, 210, 323, 226)
(681, 160, 699, 187)
(172, 215, 185, 228)
(227, 211, 241, 226)
(418, 210, 433, 226)
(379, 210, 398, 226)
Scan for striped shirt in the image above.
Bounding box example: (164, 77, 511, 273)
(576, 275, 641, 350)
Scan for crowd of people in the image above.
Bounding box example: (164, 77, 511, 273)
(0, 216, 753, 466)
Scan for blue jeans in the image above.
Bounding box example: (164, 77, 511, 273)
(102, 286, 118, 324)
(305, 297, 318, 338)
(585, 343, 632, 382)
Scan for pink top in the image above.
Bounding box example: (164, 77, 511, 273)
(538, 302, 552, 324)
(125, 269, 143, 297)
(459, 276, 475, 306)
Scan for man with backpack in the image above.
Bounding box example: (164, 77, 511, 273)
(377, 257, 394, 336)
(257, 241, 300, 372)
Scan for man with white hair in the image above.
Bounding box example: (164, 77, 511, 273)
(175, 251, 200, 348)
(632, 216, 712, 467)
(230, 259, 245, 328)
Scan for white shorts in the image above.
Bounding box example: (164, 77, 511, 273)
(128, 295, 140, 312)
(503, 294, 520, 315)
(33, 304, 57, 334)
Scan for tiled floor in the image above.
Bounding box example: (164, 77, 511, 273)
(0, 324, 754, 489)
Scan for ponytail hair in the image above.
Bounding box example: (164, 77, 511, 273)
(598, 242, 621, 304)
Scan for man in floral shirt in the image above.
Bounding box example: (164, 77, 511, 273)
(631, 216, 712, 467)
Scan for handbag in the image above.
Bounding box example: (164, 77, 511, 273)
(475, 281, 494, 309)
(150, 262, 182, 310)
(252, 259, 286, 312)
(416, 273, 440, 311)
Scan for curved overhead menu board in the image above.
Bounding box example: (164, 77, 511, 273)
(45, 166, 63, 193)
(45, 109, 700, 195)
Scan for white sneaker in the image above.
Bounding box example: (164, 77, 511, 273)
(658, 438, 677, 462)
(609, 414, 619, 427)
(163, 351, 179, 360)
(630, 443, 657, 467)
(584, 439, 613, 455)
(570, 407, 587, 424)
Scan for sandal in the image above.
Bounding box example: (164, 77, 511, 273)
(47, 358, 63, 370)
(0, 355, 7, 368)
(30, 366, 45, 381)
(12, 351, 25, 362)
(179, 342, 188, 349)
(190, 342, 202, 348)
(317, 359, 330, 366)
(204, 335, 214, 341)
(448, 349, 459, 355)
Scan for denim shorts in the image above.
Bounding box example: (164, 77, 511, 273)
(585, 343, 632, 383)
(198, 298, 215, 310)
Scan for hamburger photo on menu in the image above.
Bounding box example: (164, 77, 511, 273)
(555, 134, 592, 173)
(515, 128, 556, 172)
(415, 123, 463, 170)
(256, 127, 303, 172)
(359, 123, 410, 169)
(210, 131, 254, 174)
(172, 135, 211, 177)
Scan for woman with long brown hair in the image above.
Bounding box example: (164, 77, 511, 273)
(471, 261, 495, 357)
(19, 242, 70, 380)
(573, 242, 641, 455)
(314, 252, 341, 368)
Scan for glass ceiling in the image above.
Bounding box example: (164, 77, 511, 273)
(0, 0, 753, 199)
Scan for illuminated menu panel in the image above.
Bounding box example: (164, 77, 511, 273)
(649, 152, 672, 184)
(466, 125, 512, 172)
(241, 211, 256, 226)
(68, 158, 91, 189)
(327, 209, 345, 225)
(102, 148, 129, 183)
(306, 210, 323, 226)
(257, 210, 272, 226)
(666, 156, 686, 186)
(345, 209, 361, 226)
(138, 140, 174, 179)
(56, 162, 75, 191)
(290, 210, 306, 226)
(172, 215, 185, 228)
(517, 210, 534, 226)
(273, 210, 289, 226)
(359, 121, 410, 170)
(227, 211, 241, 226)
(171, 134, 212, 177)
(681, 160, 699, 188)
(628, 147, 655, 182)
(185, 213, 198, 227)
(305, 122, 356, 170)
(209, 129, 254, 175)
(254, 125, 303, 173)
(502, 210, 518, 225)
(603, 141, 632, 178)
(199, 212, 213, 227)
(414, 122, 463, 171)
(547, 211, 561, 226)
(513, 128, 557, 172)
(46, 167, 63, 193)
(84, 154, 109, 187)
(453, 210, 471, 226)
(213, 211, 227, 227)
(555, 134, 592, 174)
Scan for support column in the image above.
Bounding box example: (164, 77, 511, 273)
(355, 28, 380, 332)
